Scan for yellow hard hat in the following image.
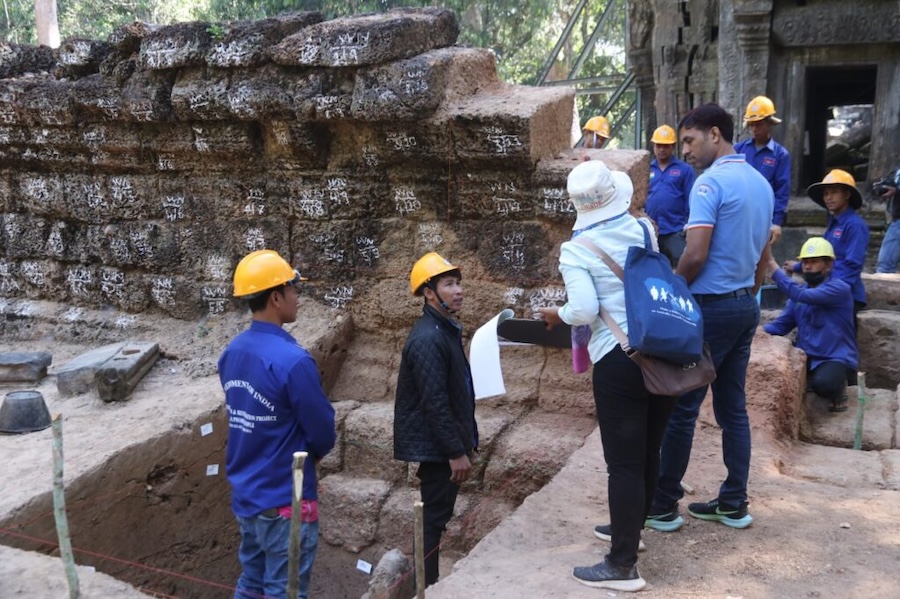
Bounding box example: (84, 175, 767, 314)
(233, 249, 304, 297)
(797, 237, 835, 260)
(651, 124, 676, 145)
(583, 116, 611, 138)
(409, 252, 460, 296)
(743, 96, 782, 125)
(806, 168, 862, 210)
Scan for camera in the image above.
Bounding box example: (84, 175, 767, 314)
(873, 177, 896, 197)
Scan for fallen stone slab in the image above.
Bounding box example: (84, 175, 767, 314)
(781, 442, 887, 489)
(95, 341, 160, 402)
(56, 342, 126, 396)
(0, 351, 52, 382)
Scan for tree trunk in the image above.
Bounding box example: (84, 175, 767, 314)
(34, 0, 60, 48)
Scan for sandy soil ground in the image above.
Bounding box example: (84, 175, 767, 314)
(1, 305, 898, 598)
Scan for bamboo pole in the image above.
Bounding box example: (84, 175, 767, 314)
(853, 372, 867, 450)
(287, 451, 308, 599)
(51, 413, 79, 599)
(414, 500, 425, 598)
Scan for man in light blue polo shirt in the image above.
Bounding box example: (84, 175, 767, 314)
(646, 103, 773, 533)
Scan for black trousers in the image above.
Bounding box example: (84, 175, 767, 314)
(417, 461, 459, 586)
(810, 360, 850, 401)
(593, 346, 677, 567)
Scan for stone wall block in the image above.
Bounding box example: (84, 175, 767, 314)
(17, 80, 76, 126)
(293, 219, 382, 283)
(327, 329, 404, 403)
(15, 173, 66, 218)
(55, 39, 111, 78)
(0, 43, 55, 79)
(144, 273, 204, 319)
(452, 169, 533, 221)
(226, 66, 296, 120)
(537, 349, 595, 415)
(121, 70, 175, 123)
(858, 310, 900, 390)
(71, 75, 125, 122)
(319, 474, 392, 552)
(96, 266, 152, 313)
(170, 68, 232, 121)
(270, 7, 458, 68)
(531, 158, 578, 225)
(0, 80, 28, 127)
(0, 175, 11, 213)
(260, 120, 329, 169)
(451, 220, 560, 286)
(206, 12, 323, 68)
(318, 399, 361, 476)
(139, 22, 213, 70)
(342, 402, 406, 482)
(448, 86, 575, 167)
(5, 259, 60, 300)
(482, 411, 595, 503)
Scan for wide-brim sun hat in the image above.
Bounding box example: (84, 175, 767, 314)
(807, 169, 862, 210)
(567, 160, 633, 230)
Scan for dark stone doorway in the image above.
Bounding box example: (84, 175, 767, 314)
(802, 66, 877, 188)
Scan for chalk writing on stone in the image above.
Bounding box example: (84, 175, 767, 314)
(110, 177, 136, 202)
(299, 36, 320, 63)
(494, 197, 521, 215)
(20, 261, 44, 286)
(272, 122, 291, 146)
(324, 285, 353, 309)
(331, 31, 369, 66)
(157, 154, 176, 170)
(151, 277, 175, 307)
(131, 100, 155, 122)
(504, 287, 525, 306)
(46, 228, 64, 257)
(296, 189, 327, 218)
(327, 178, 349, 206)
(82, 129, 105, 145)
(362, 145, 379, 167)
(528, 287, 567, 316)
(316, 96, 345, 119)
(0, 261, 19, 293)
(484, 127, 523, 154)
(115, 314, 137, 329)
(210, 36, 259, 66)
(356, 236, 380, 265)
(24, 177, 49, 201)
(61, 307, 82, 322)
(192, 126, 210, 152)
(387, 132, 417, 151)
(401, 69, 429, 95)
(501, 232, 526, 271)
(308, 233, 345, 264)
(202, 286, 229, 315)
(144, 39, 179, 69)
(163, 196, 185, 221)
(96, 99, 119, 118)
(395, 187, 421, 215)
(110, 238, 131, 263)
(66, 266, 92, 296)
(245, 227, 266, 251)
(207, 255, 229, 280)
(244, 188, 266, 215)
(541, 187, 573, 213)
(418, 223, 442, 248)
(100, 269, 125, 298)
(131, 229, 154, 259)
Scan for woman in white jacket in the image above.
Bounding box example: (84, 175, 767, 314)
(539, 160, 677, 592)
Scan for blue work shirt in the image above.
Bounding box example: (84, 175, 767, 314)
(764, 269, 858, 370)
(647, 157, 695, 235)
(684, 154, 773, 295)
(792, 208, 869, 304)
(219, 320, 336, 518)
(734, 137, 791, 226)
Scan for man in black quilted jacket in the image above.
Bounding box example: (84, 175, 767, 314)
(394, 251, 478, 587)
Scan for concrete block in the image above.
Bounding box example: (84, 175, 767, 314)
(0, 351, 52, 382)
(56, 342, 126, 396)
(270, 7, 458, 68)
(95, 341, 160, 402)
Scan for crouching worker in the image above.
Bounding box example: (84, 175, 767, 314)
(394, 252, 478, 587)
(220, 250, 336, 599)
(764, 238, 858, 412)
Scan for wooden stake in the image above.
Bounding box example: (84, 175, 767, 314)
(287, 451, 308, 599)
(52, 413, 79, 599)
(414, 500, 425, 598)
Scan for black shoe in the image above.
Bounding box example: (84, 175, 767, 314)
(593, 524, 646, 551)
(687, 498, 753, 529)
(644, 507, 684, 531)
(830, 394, 849, 412)
(573, 558, 646, 592)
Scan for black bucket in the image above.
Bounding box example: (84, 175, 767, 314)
(0, 390, 52, 434)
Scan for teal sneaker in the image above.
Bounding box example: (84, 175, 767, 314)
(644, 508, 684, 532)
(688, 499, 753, 529)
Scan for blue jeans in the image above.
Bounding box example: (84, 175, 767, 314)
(876, 220, 900, 273)
(234, 513, 319, 599)
(653, 293, 759, 509)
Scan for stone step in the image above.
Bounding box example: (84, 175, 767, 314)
(799, 386, 897, 450)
